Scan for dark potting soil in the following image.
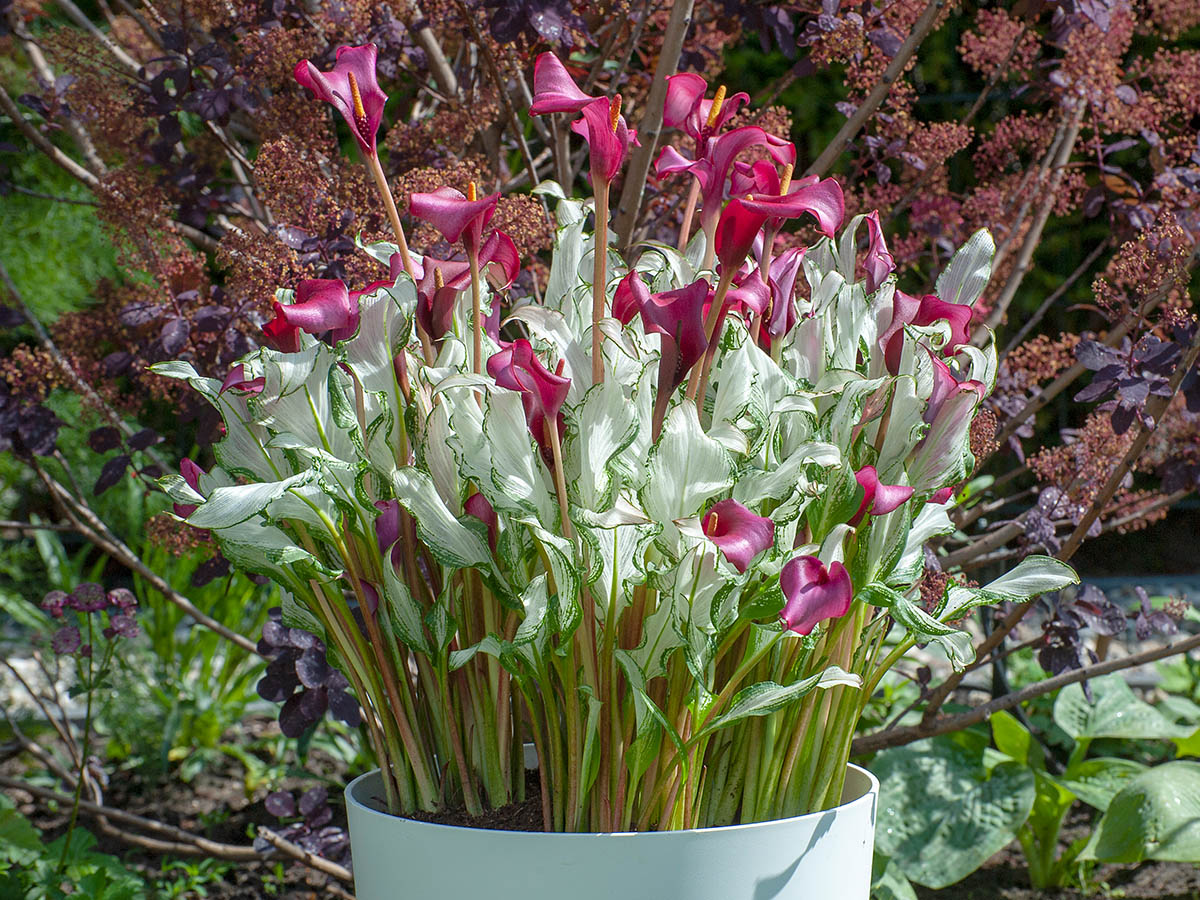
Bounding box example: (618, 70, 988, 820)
(400, 769, 548, 831)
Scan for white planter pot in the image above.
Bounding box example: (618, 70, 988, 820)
(345, 763, 878, 900)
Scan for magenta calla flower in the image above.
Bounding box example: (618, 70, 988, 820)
(409, 186, 499, 254)
(294, 44, 387, 157)
(479, 231, 521, 290)
(656, 127, 795, 233)
(702, 499, 774, 573)
(739, 176, 846, 240)
(174, 458, 205, 518)
(416, 278, 460, 346)
(863, 211, 895, 293)
(762, 246, 805, 343)
(571, 96, 638, 184)
(640, 279, 710, 395)
(930, 486, 955, 505)
(487, 339, 571, 467)
(373, 499, 404, 572)
(613, 270, 650, 326)
(850, 465, 914, 526)
(925, 356, 986, 425)
(663, 73, 750, 142)
(879, 290, 974, 375)
(780, 556, 853, 635)
(705, 268, 771, 340)
(529, 52, 597, 114)
(465, 492, 499, 552)
(262, 306, 302, 353)
(219, 364, 265, 395)
(715, 198, 770, 276)
(267, 278, 363, 348)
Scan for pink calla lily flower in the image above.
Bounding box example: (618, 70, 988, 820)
(702, 499, 774, 573)
(655, 127, 795, 234)
(850, 465, 914, 526)
(294, 44, 387, 157)
(640, 279, 710, 394)
(219, 364, 265, 396)
(174, 458, 205, 518)
(613, 270, 650, 326)
(529, 52, 597, 114)
(663, 73, 750, 143)
(571, 96, 639, 184)
(487, 339, 571, 467)
(738, 176, 845, 240)
(780, 556, 853, 635)
(409, 186, 500, 255)
(925, 356, 986, 426)
(373, 499, 404, 572)
(879, 290, 974, 375)
(863, 211, 895, 293)
(530, 53, 637, 184)
(640, 279, 710, 436)
(756, 244, 806, 346)
(465, 493, 499, 552)
(262, 278, 382, 351)
(715, 197, 771, 276)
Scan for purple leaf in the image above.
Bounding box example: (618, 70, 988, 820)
(88, 427, 122, 453)
(265, 791, 296, 818)
(128, 428, 161, 451)
(295, 646, 331, 689)
(298, 786, 328, 817)
(160, 317, 190, 354)
(94, 454, 131, 495)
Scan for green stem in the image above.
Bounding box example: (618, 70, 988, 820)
(57, 616, 95, 873)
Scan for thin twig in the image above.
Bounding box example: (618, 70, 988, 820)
(1000, 237, 1111, 357)
(981, 104, 1085, 335)
(0, 83, 100, 189)
(256, 827, 354, 882)
(0, 775, 262, 861)
(804, 0, 950, 179)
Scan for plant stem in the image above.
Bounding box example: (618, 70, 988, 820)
(592, 179, 611, 384)
(366, 153, 415, 278)
(58, 617, 95, 872)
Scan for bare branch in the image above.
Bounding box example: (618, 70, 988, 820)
(256, 827, 354, 882)
(612, 0, 696, 248)
(854, 630, 1200, 754)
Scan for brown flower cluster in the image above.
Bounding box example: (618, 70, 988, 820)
(1028, 411, 1137, 509)
(958, 9, 1040, 82)
(1093, 220, 1192, 319)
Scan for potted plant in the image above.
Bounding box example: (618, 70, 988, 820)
(156, 45, 1078, 899)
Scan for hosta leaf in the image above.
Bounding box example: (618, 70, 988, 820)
(1081, 762, 1200, 863)
(1053, 673, 1192, 742)
(1059, 757, 1147, 811)
(874, 736, 1035, 889)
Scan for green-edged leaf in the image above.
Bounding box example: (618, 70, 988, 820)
(860, 582, 975, 670)
(186, 471, 314, 529)
(936, 228, 995, 308)
(697, 666, 859, 738)
(391, 468, 492, 570)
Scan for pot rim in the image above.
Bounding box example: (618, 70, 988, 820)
(345, 762, 878, 838)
